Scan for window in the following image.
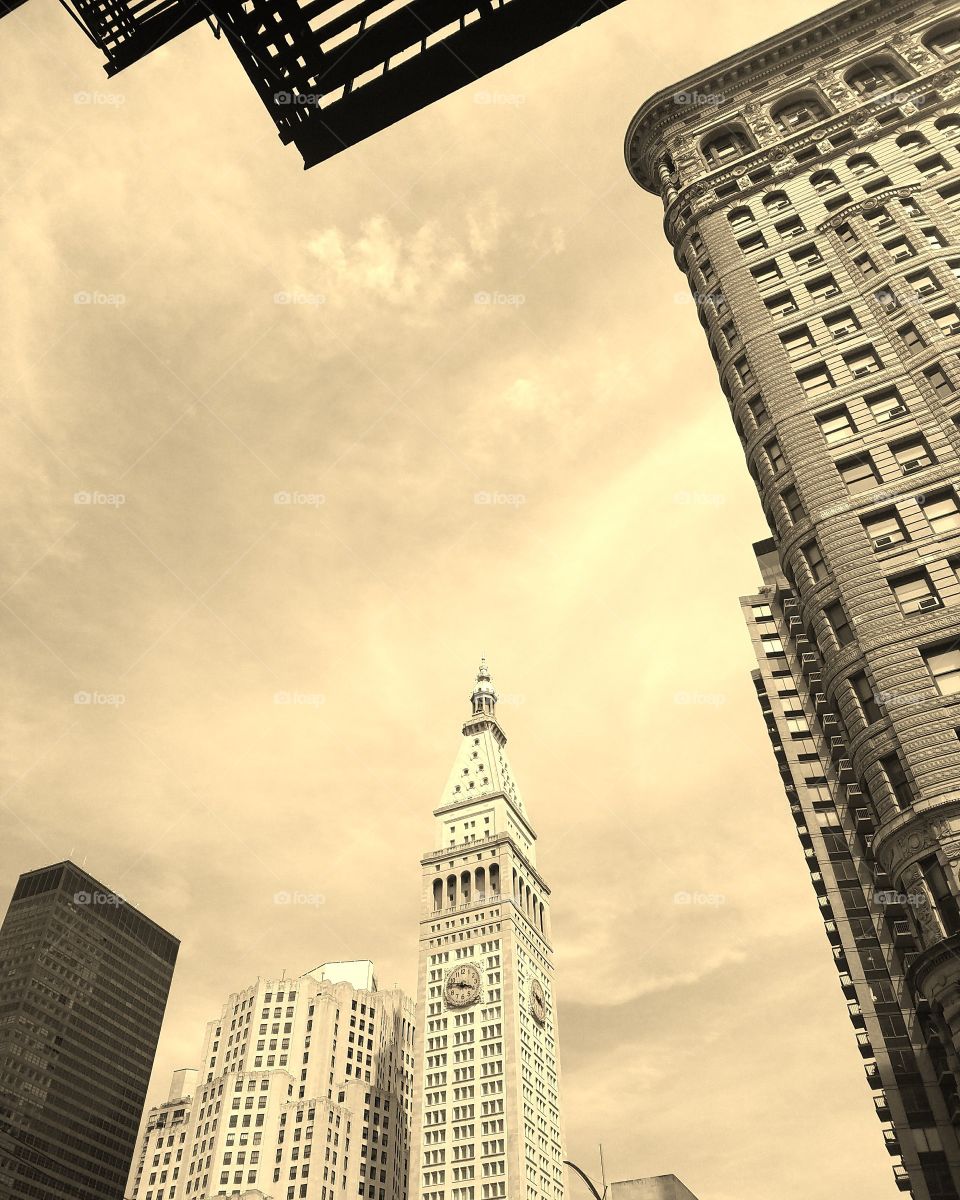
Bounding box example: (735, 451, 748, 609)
(817, 406, 856, 444)
(880, 752, 915, 810)
(765, 290, 798, 317)
(924, 364, 955, 399)
(865, 206, 894, 233)
(782, 485, 805, 524)
(897, 131, 928, 153)
(875, 287, 899, 315)
(891, 436, 934, 475)
(807, 274, 840, 302)
(702, 127, 752, 165)
(906, 268, 941, 299)
(933, 305, 960, 337)
(919, 855, 960, 936)
(735, 357, 755, 388)
(897, 323, 925, 352)
(862, 506, 908, 549)
(890, 569, 940, 614)
(850, 671, 881, 723)
(738, 230, 768, 254)
(846, 61, 907, 97)
(781, 325, 815, 360)
(838, 454, 880, 494)
(811, 169, 841, 194)
(774, 95, 829, 131)
(798, 364, 835, 396)
(764, 191, 791, 214)
(921, 225, 947, 248)
(924, 641, 960, 695)
(747, 395, 769, 427)
(825, 600, 854, 647)
(836, 221, 858, 247)
(917, 154, 951, 178)
(920, 489, 960, 535)
(790, 243, 823, 271)
(844, 345, 882, 378)
(865, 387, 906, 423)
(775, 214, 805, 239)
(883, 236, 914, 263)
(853, 253, 877, 277)
(766, 437, 785, 473)
(824, 307, 860, 340)
(804, 539, 827, 582)
(751, 260, 782, 288)
(925, 22, 960, 59)
(848, 152, 879, 176)
(728, 207, 755, 231)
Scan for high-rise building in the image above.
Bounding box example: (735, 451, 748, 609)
(126, 1069, 198, 1200)
(625, 1, 960, 1197)
(410, 662, 565, 1200)
(129, 960, 414, 1200)
(0, 860, 179, 1200)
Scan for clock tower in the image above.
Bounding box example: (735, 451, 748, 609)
(410, 662, 565, 1200)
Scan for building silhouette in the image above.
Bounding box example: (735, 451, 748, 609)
(0, 861, 179, 1200)
(625, 0, 960, 1196)
(410, 661, 565, 1200)
(127, 960, 414, 1200)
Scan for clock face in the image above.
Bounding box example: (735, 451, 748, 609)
(530, 978, 547, 1025)
(444, 963, 482, 1009)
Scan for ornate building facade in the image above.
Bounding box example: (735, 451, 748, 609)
(410, 663, 564, 1200)
(626, 1, 960, 1196)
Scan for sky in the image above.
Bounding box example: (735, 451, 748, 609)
(0, 1, 901, 1198)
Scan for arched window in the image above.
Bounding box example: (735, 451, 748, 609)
(811, 169, 841, 194)
(489, 862, 500, 895)
(474, 866, 486, 900)
(847, 153, 879, 177)
(772, 94, 829, 132)
(924, 22, 960, 59)
(702, 125, 752, 166)
(846, 59, 908, 96)
(433, 879, 443, 911)
(763, 191, 791, 213)
(460, 870, 471, 903)
(936, 114, 960, 137)
(897, 131, 928, 152)
(446, 874, 457, 907)
(728, 206, 754, 231)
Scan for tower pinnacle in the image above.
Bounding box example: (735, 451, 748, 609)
(470, 656, 497, 718)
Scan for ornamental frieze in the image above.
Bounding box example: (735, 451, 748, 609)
(879, 814, 960, 876)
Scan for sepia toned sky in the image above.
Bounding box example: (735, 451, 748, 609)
(0, 2, 898, 1197)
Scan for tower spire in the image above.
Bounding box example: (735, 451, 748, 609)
(470, 656, 497, 718)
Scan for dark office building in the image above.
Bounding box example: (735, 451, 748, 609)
(0, 861, 178, 1200)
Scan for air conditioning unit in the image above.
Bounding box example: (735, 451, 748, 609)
(901, 459, 924, 474)
(917, 595, 941, 610)
(878, 405, 906, 421)
(874, 534, 895, 549)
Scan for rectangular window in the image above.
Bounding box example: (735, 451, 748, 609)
(865, 386, 907, 423)
(807, 274, 841, 302)
(881, 752, 915, 810)
(920, 489, 960, 535)
(906, 268, 941, 299)
(890, 569, 940, 614)
(933, 305, 960, 337)
(897, 322, 925, 351)
(853, 253, 877, 277)
(862, 506, 908, 549)
(765, 290, 798, 317)
(747, 396, 770, 427)
(865, 206, 895, 232)
(824, 307, 860, 340)
(775, 215, 805, 239)
(924, 642, 960, 695)
(804, 539, 827, 582)
(939, 181, 960, 211)
(752, 260, 782, 288)
(825, 600, 853, 646)
(816, 406, 856, 444)
(782, 484, 805, 524)
(798, 363, 835, 395)
(781, 325, 815, 360)
(850, 671, 881, 723)
(765, 437, 785, 473)
(917, 154, 951, 178)
(738, 230, 767, 254)
(837, 454, 880, 494)
(843, 345, 883, 378)
(922, 225, 947, 248)
(891, 436, 935, 475)
(735, 357, 755, 388)
(790, 243, 823, 271)
(882, 236, 914, 263)
(924, 364, 955, 399)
